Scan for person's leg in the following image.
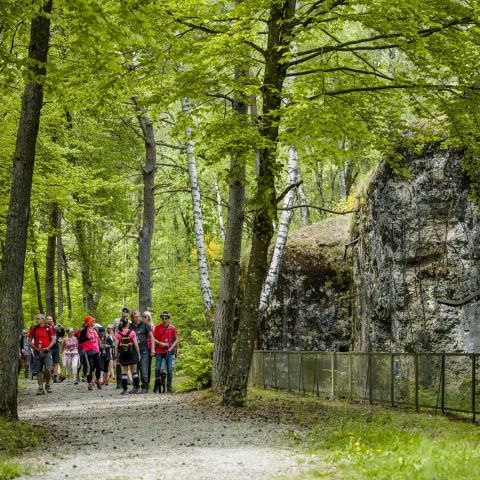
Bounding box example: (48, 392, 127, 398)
(23, 354, 29, 378)
(116, 363, 122, 388)
(154, 355, 161, 393)
(86, 353, 94, 388)
(93, 354, 102, 388)
(130, 364, 140, 393)
(120, 365, 129, 394)
(139, 351, 149, 392)
(44, 354, 52, 392)
(35, 356, 44, 393)
(147, 353, 152, 387)
(166, 352, 173, 392)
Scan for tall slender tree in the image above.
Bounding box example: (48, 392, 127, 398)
(132, 97, 157, 313)
(0, 0, 53, 419)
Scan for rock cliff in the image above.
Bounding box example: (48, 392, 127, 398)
(258, 215, 352, 351)
(259, 145, 480, 353)
(351, 146, 480, 353)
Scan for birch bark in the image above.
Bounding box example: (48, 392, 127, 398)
(182, 98, 213, 321)
(259, 146, 299, 313)
(214, 178, 225, 241)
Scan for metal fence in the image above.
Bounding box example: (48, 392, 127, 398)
(249, 351, 480, 423)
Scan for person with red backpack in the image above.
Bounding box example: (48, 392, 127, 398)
(28, 314, 56, 395)
(78, 316, 102, 391)
(115, 318, 142, 395)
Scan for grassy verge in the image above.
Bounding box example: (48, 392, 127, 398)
(240, 388, 480, 480)
(0, 418, 41, 479)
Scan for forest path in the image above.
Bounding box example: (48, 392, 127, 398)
(17, 380, 312, 480)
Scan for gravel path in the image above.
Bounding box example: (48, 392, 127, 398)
(17, 380, 312, 480)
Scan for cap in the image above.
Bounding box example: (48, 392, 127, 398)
(160, 311, 170, 318)
(84, 315, 95, 326)
(122, 307, 129, 313)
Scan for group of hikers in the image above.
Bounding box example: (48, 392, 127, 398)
(21, 308, 178, 396)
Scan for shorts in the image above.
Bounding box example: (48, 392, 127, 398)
(34, 352, 53, 372)
(119, 350, 139, 366)
(51, 344, 60, 364)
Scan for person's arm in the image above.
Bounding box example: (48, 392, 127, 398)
(148, 330, 155, 356)
(47, 334, 56, 351)
(168, 332, 179, 353)
(115, 337, 119, 360)
(29, 336, 37, 351)
(133, 336, 141, 358)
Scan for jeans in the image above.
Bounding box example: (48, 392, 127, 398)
(138, 350, 150, 390)
(155, 352, 173, 392)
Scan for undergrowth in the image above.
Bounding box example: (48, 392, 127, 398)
(244, 389, 480, 480)
(0, 418, 41, 479)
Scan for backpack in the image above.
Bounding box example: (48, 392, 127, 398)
(118, 331, 134, 354)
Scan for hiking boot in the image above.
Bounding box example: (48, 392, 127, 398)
(96, 382, 102, 390)
(88, 383, 93, 391)
(45, 384, 52, 393)
(74, 378, 79, 385)
(141, 388, 149, 394)
(120, 389, 128, 395)
(36, 387, 45, 395)
(116, 384, 122, 389)
(129, 387, 141, 394)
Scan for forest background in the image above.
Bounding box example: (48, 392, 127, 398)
(0, 0, 479, 417)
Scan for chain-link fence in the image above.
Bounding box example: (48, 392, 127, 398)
(250, 351, 480, 423)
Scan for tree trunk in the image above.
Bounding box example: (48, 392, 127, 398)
(132, 97, 156, 312)
(259, 146, 299, 312)
(45, 204, 58, 319)
(30, 227, 44, 314)
(0, 0, 52, 419)
(223, 0, 297, 406)
(182, 97, 213, 322)
(74, 220, 97, 314)
(214, 178, 225, 241)
(62, 249, 72, 320)
(296, 162, 310, 226)
(56, 209, 64, 322)
(212, 69, 248, 388)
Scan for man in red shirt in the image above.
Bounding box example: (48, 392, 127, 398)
(153, 311, 178, 393)
(28, 314, 56, 395)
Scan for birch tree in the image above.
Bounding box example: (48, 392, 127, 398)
(182, 97, 213, 321)
(259, 146, 299, 313)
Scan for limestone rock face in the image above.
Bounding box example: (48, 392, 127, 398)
(258, 215, 352, 351)
(351, 146, 480, 352)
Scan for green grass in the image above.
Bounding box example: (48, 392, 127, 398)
(0, 418, 41, 479)
(245, 389, 480, 480)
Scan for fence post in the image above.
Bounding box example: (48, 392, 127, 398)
(414, 353, 419, 412)
(390, 354, 395, 407)
(349, 353, 353, 400)
(441, 354, 445, 414)
(472, 354, 476, 424)
(287, 352, 291, 391)
(274, 352, 278, 390)
(262, 352, 266, 389)
(299, 353, 304, 393)
(331, 352, 335, 399)
(368, 353, 373, 404)
(313, 353, 318, 395)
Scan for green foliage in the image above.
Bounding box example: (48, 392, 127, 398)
(246, 389, 480, 480)
(176, 330, 213, 392)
